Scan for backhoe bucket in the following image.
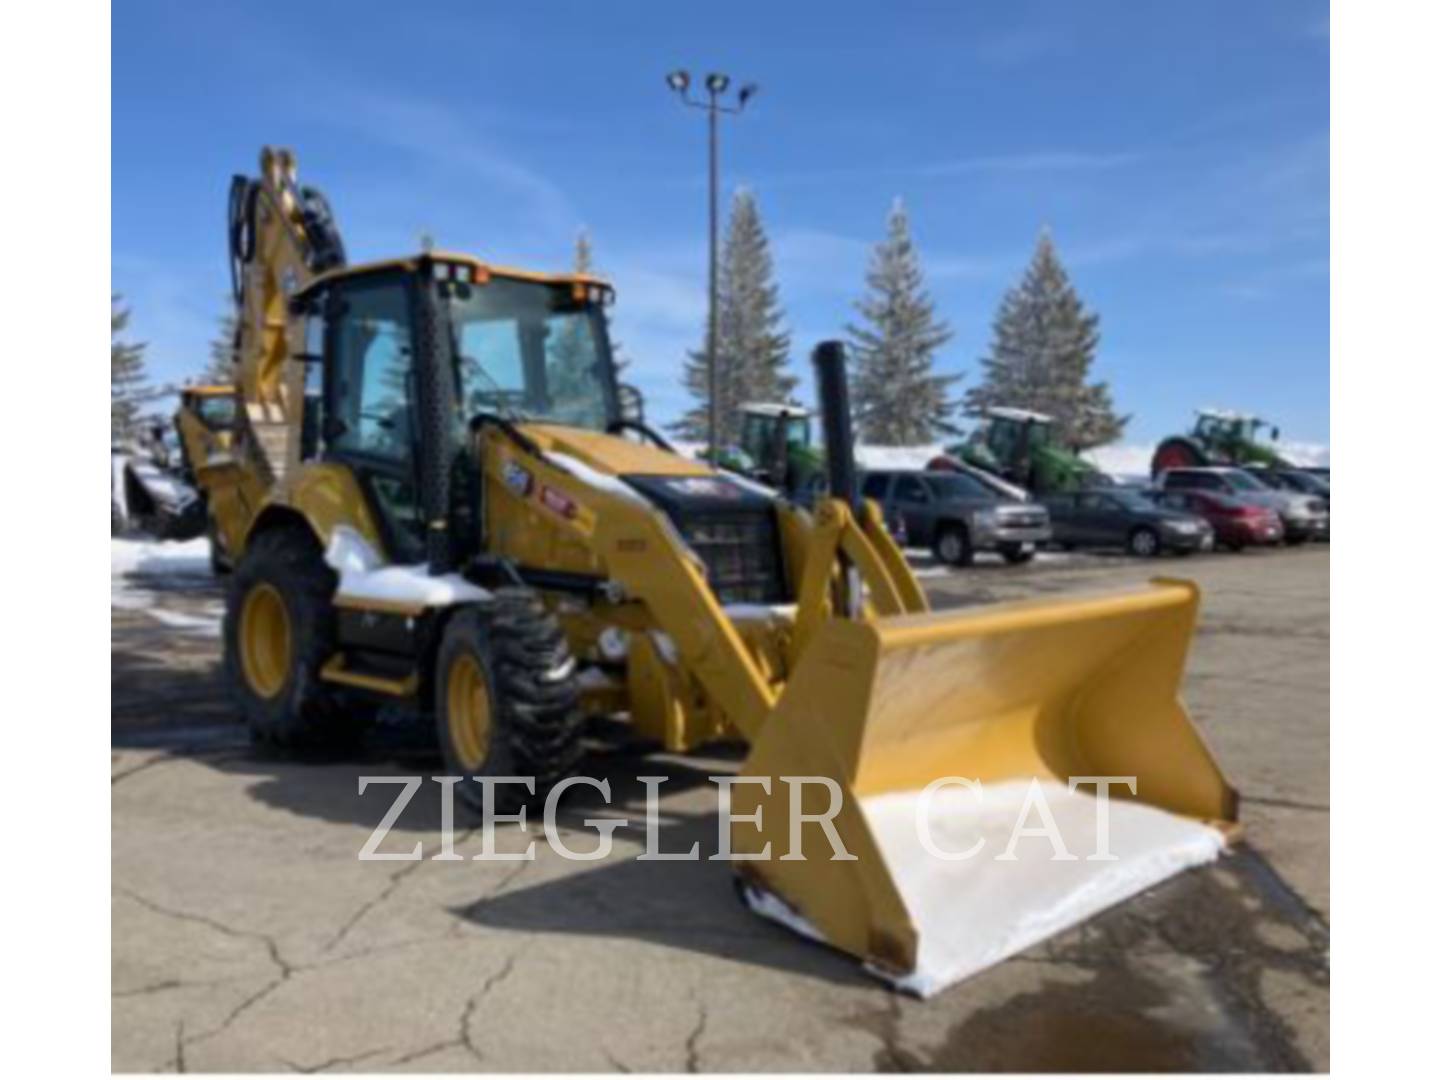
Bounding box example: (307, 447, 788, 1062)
(731, 579, 1237, 996)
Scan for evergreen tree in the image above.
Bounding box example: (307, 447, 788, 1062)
(845, 199, 957, 445)
(548, 229, 602, 410)
(202, 303, 239, 385)
(111, 294, 148, 441)
(965, 229, 1126, 449)
(673, 190, 794, 445)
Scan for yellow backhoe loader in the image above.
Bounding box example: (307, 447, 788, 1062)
(199, 148, 1238, 995)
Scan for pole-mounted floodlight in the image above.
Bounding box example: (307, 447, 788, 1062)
(664, 68, 757, 464)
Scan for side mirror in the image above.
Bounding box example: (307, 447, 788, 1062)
(1271, 426, 1281, 441)
(618, 384, 645, 424)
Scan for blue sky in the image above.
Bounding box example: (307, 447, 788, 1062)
(113, 0, 1329, 445)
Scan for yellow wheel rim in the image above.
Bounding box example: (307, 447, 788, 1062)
(239, 582, 292, 699)
(446, 653, 493, 772)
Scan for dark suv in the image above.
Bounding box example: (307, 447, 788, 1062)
(862, 469, 1051, 566)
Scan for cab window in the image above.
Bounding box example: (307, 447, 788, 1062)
(893, 475, 929, 503)
(861, 473, 891, 500)
(327, 278, 415, 462)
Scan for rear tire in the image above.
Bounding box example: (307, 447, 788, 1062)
(1128, 526, 1161, 558)
(1151, 437, 1209, 478)
(933, 524, 974, 567)
(224, 525, 352, 749)
(435, 589, 584, 814)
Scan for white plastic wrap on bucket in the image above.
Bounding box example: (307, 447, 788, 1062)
(745, 779, 1225, 997)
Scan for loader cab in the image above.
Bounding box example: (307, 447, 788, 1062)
(297, 256, 621, 561)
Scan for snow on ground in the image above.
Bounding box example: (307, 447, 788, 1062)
(111, 536, 223, 636)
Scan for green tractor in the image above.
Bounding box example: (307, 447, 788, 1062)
(1150, 410, 1290, 476)
(928, 407, 1105, 494)
(717, 402, 826, 501)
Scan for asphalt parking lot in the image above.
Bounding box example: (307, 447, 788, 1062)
(112, 543, 1329, 1072)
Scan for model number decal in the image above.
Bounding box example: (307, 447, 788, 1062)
(501, 459, 533, 496)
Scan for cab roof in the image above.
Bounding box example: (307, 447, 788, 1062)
(299, 251, 611, 298)
(1197, 408, 1265, 422)
(741, 402, 811, 418)
(984, 406, 1053, 423)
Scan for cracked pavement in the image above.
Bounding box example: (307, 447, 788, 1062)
(112, 545, 1328, 1071)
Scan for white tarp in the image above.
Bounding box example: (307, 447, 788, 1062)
(746, 779, 1224, 997)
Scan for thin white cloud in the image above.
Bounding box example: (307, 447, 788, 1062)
(308, 90, 579, 247)
(918, 151, 1141, 177)
(974, 27, 1069, 67)
(738, 148, 1139, 190)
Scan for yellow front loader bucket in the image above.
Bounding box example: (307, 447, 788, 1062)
(731, 579, 1237, 996)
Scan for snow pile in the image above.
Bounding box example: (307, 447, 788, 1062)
(854, 444, 947, 471)
(1085, 440, 1330, 480)
(111, 536, 222, 635)
(744, 779, 1224, 997)
(1083, 443, 1155, 481)
(325, 526, 491, 608)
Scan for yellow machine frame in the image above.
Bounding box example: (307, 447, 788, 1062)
(199, 147, 1237, 989)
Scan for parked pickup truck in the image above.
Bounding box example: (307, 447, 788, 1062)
(861, 468, 1051, 566)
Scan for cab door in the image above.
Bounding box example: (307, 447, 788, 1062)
(890, 473, 935, 546)
(321, 273, 427, 563)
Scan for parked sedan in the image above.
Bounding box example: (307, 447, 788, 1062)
(862, 469, 1051, 566)
(1151, 490, 1284, 551)
(1158, 467, 1328, 544)
(1043, 489, 1214, 557)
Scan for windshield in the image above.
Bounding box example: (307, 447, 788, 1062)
(1110, 490, 1157, 512)
(925, 473, 993, 500)
(784, 416, 811, 447)
(445, 278, 618, 432)
(1284, 470, 1328, 494)
(1223, 470, 1269, 492)
(194, 394, 236, 429)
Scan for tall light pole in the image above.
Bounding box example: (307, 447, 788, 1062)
(666, 69, 758, 463)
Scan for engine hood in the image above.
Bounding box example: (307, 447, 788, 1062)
(520, 423, 713, 480)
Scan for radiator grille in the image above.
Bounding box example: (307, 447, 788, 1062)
(674, 511, 788, 605)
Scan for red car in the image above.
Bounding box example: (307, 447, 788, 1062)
(1152, 490, 1283, 551)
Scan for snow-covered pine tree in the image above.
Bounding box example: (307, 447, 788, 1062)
(672, 190, 794, 445)
(965, 229, 1126, 449)
(202, 303, 239, 385)
(111, 294, 148, 441)
(845, 199, 957, 445)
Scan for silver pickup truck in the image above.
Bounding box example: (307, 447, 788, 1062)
(861, 468, 1052, 566)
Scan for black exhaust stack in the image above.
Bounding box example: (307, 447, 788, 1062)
(812, 341, 860, 512)
(414, 258, 457, 575)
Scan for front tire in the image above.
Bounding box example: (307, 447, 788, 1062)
(998, 542, 1035, 565)
(435, 589, 583, 813)
(1128, 526, 1161, 558)
(933, 524, 974, 567)
(224, 525, 350, 748)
